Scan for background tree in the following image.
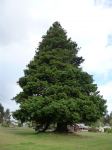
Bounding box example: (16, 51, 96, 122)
(13, 22, 107, 132)
(109, 112, 112, 126)
(104, 112, 112, 126)
(0, 103, 4, 124)
(3, 109, 11, 127)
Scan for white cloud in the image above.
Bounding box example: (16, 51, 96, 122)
(99, 82, 112, 113)
(80, 44, 112, 74)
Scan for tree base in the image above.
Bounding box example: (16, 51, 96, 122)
(55, 122, 68, 133)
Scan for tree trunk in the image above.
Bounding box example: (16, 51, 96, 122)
(55, 122, 68, 132)
(40, 122, 49, 132)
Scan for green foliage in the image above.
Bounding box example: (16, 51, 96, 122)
(88, 127, 99, 132)
(91, 117, 104, 128)
(103, 112, 112, 126)
(3, 109, 11, 127)
(104, 128, 112, 133)
(0, 104, 11, 126)
(13, 22, 107, 132)
(0, 103, 4, 123)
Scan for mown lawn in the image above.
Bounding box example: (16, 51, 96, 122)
(0, 126, 112, 150)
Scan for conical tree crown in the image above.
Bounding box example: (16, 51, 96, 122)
(39, 22, 68, 51)
(36, 21, 84, 67)
(16, 22, 85, 102)
(39, 22, 74, 50)
(13, 22, 106, 131)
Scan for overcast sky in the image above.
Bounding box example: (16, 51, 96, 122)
(0, 0, 112, 113)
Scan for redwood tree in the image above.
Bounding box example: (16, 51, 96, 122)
(13, 22, 107, 132)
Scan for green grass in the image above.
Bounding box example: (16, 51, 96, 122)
(0, 126, 112, 150)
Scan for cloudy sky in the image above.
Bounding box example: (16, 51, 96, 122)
(0, 0, 112, 113)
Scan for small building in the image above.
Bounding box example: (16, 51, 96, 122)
(69, 123, 89, 132)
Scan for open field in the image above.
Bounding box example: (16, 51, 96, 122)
(0, 127, 112, 150)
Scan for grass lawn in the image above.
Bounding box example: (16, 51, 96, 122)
(0, 126, 112, 150)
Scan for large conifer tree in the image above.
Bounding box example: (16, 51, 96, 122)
(13, 22, 106, 132)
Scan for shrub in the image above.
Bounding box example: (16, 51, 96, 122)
(104, 128, 112, 133)
(88, 127, 99, 132)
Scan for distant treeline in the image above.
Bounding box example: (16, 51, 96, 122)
(0, 103, 10, 127)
